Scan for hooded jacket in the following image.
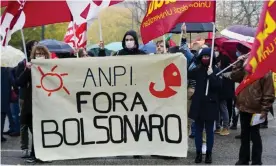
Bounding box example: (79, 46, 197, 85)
(115, 30, 146, 56)
(188, 47, 222, 121)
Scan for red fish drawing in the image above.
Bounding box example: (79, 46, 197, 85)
(149, 63, 181, 98)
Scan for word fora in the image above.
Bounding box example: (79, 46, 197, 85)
(41, 114, 182, 148)
(76, 91, 147, 113)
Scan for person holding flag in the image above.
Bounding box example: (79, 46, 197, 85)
(225, 1, 276, 165)
(188, 47, 221, 164)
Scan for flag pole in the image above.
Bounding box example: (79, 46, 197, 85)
(98, 16, 103, 41)
(205, 22, 216, 96)
(163, 35, 167, 53)
(72, 21, 79, 58)
(20, 29, 27, 59)
(179, 31, 183, 47)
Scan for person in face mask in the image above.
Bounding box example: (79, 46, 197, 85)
(115, 30, 146, 56)
(236, 43, 250, 57)
(188, 47, 221, 164)
(15, 45, 51, 164)
(30, 45, 51, 60)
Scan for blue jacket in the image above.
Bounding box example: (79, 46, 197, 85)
(179, 38, 194, 66)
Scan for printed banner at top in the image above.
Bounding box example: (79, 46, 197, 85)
(140, 0, 216, 44)
(236, 0, 276, 95)
(245, 0, 276, 77)
(31, 54, 188, 161)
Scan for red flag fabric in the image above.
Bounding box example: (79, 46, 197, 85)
(207, 32, 213, 39)
(1, 1, 72, 46)
(1, 1, 26, 47)
(23, 1, 71, 28)
(67, 0, 123, 26)
(168, 39, 176, 47)
(140, 0, 216, 44)
(1, 1, 8, 7)
(64, 0, 123, 49)
(64, 22, 88, 49)
(235, 1, 276, 95)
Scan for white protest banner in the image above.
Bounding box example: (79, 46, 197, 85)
(32, 54, 188, 161)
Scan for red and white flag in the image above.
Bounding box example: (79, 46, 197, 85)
(64, 0, 123, 49)
(1, 0, 26, 47)
(64, 21, 88, 49)
(1, 1, 72, 47)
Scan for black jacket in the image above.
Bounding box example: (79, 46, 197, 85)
(188, 48, 222, 121)
(115, 30, 146, 56)
(217, 54, 235, 100)
(16, 66, 32, 124)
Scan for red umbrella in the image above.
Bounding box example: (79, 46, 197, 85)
(221, 40, 252, 62)
(204, 37, 228, 47)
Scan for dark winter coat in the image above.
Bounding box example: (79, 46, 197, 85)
(115, 30, 146, 56)
(15, 64, 32, 124)
(188, 48, 222, 121)
(217, 54, 235, 100)
(1, 67, 11, 113)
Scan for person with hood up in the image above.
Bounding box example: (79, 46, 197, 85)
(115, 30, 146, 56)
(188, 48, 222, 164)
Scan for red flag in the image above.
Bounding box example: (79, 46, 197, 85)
(23, 1, 71, 28)
(207, 32, 213, 39)
(64, 22, 88, 49)
(140, 0, 216, 44)
(1, 1, 72, 46)
(235, 1, 276, 95)
(65, 0, 123, 49)
(1, 1, 8, 7)
(1, 0, 26, 47)
(67, 0, 123, 25)
(168, 39, 176, 47)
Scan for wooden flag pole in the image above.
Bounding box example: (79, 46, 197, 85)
(163, 35, 167, 53)
(72, 21, 79, 58)
(205, 22, 216, 96)
(98, 16, 103, 41)
(20, 29, 27, 59)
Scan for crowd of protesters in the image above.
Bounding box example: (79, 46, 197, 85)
(1, 23, 275, 165)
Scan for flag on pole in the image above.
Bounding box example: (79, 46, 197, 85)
(235, 0, 276, 95)
(64, 22, 88, 49)
(1, 0, 26, 47)
(64, 0, 123, 49)
(140, 0, 216, 44)
(1, 1, 72, 47)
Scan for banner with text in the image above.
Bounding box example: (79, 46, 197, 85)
(32, 54, 188, 161)
(140, 0, 216, 44)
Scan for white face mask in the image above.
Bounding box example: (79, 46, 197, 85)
(215, 51, 219, 57)
(36, 56, 45, 60)
(126, 41, 135, 49)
